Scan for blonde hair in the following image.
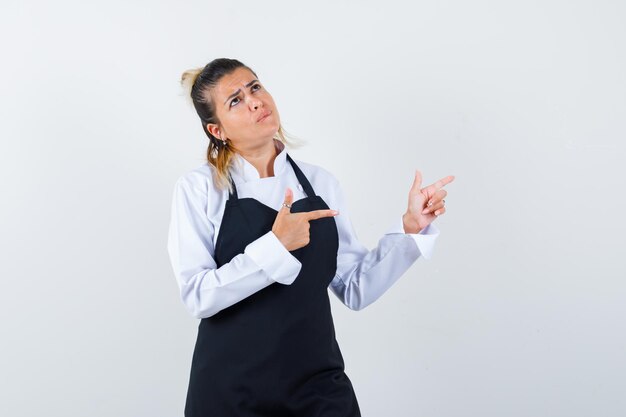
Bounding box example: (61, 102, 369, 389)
(180, 58, 304, 194)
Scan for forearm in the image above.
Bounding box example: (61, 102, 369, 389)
(175, 231, 302, 319)
(330, 218, 440, 310)
(330, 233, 420, 310)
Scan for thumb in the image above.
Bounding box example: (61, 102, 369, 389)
(410, 169, 422, 193)
(279, 187, 293, 214)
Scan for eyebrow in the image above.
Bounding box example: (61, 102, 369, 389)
(224, 79, 260, 105)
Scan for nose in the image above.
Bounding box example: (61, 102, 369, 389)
(249, 96, 262, 110)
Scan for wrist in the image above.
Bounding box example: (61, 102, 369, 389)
(402, 213, 422, 234)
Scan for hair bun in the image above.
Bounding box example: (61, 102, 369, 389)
(180, 67, 203, 104)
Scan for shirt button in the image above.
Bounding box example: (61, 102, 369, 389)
(297, 183, 303, 191)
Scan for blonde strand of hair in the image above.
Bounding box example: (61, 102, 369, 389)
(180, 67, 203, 105)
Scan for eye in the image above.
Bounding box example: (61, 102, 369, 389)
(229, 84, 262, 108)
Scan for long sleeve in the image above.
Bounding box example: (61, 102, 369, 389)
(327, 176, 440, 311)
(167, 176, 303, 319)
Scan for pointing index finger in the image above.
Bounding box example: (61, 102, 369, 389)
(423, 175, 455, 194)
(435, 175, 455, 189)
(304, 209, 339, 221)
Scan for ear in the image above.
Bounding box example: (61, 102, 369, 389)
(206, 122, 221, 139)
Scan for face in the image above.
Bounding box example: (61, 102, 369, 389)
(206, 67, 280, 150)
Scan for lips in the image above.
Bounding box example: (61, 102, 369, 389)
(257, 110, 271, 122)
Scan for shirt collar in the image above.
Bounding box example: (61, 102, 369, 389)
(230, 138, 288, 183)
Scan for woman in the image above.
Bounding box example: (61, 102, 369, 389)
(168, 58, 454, 416)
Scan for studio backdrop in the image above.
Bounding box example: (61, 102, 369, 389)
(1, 0, 624, 416)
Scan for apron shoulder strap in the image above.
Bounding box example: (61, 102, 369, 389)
(227, 172, 238, 200)
(286, 153, 316, 197)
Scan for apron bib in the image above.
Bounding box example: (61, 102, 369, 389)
(184, 153, 361, 416)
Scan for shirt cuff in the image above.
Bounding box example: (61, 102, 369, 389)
(384, 216, 441, 260)
(244, 230, 303, 285)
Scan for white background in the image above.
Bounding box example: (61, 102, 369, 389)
(1, 0, 625, 416)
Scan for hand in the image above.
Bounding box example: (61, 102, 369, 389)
(402, 170, 455, 234)
(272, 187, 339, 251)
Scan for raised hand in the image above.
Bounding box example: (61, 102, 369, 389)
(402, 170, 455, 234)
(271, 187, 339, 251)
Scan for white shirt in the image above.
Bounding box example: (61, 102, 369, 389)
(167, 140, 440, 319)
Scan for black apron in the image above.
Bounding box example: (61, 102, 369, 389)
(184, 153, 361, 416)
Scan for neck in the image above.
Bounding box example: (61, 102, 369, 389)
(237, 139, 279, 178)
